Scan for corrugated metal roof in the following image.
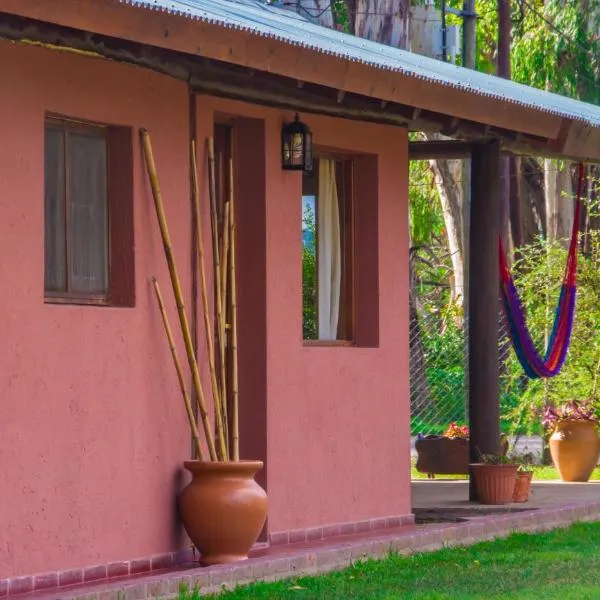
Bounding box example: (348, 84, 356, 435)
(119, 0, 600, 128)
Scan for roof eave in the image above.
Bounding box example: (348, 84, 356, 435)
(1, 0, 599, 162)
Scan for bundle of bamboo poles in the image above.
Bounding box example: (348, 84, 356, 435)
(140, 129, 239, 462)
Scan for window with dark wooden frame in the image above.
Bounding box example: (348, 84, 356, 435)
(44, 116, 135, 307)
(302, 156, 354, 343)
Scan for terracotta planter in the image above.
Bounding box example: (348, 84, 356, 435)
(512, 471, 533, 503)
(179, 460, 268, 565)
(549, 420, 600, 482)
(415, 436, 469, 475)
(470, 463, 518, 505)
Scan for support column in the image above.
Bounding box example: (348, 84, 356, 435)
(468, 140, 501, 501)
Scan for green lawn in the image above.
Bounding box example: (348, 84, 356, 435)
(411, 464, 600, 481)
(187, 522, 600, 599)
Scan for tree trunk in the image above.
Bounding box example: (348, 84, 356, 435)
(509, 157, 524, 251)
(544, 159, 558, 243)
(426, 138, 465, 307)
(522, 157, 546, 242)
(545, 161, 574, 247)
(556, 164, 574, 243)
(353, 0, 410, 47)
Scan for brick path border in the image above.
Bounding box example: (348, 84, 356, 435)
(4, 501, 600, 600)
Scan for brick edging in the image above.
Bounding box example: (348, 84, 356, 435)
(3, 502, 599, 599)
(0, 548, 200, 597)
(268, 513, 416, 546)
(0, 514, 416, 597)
(174, 501, 600, 597)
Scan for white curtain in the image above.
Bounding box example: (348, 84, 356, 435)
(317, 158, 341, 340)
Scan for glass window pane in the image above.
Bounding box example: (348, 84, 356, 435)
(44, 128, 67, 293)
(68, 131, 108, 295)
(302, 160, 318, 340)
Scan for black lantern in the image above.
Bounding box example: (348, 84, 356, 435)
(281, 114, 313, 172)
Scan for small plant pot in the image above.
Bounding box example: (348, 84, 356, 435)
(513, 471, 533, 503)
(179, 460, 268, 565)
(470, 463, 518, 505)
(549, 420, 600, 482)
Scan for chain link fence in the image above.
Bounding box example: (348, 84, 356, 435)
(410, 282, 514, 436)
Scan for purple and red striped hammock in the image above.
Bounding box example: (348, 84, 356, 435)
(499, 163, 584, 379)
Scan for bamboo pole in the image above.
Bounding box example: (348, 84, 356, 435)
(140, 128, 217, 462)
(207, 139, 226, 398)
(219, 201, 231, 446)
(152, 278, 203, 460)
(229, 160, 240, 461)
(191, 140, 228, 461)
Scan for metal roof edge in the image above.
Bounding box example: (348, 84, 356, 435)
(116, 0, 600, 130)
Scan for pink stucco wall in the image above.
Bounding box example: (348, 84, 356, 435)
(0, 40, 195, 578)
(267, 116, 411, 531)
(0, 38, 410, 580)
(196, 98, 411, 534)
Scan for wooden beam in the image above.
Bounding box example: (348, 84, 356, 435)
(468, 139, 501, 501)
(4, 13, 596, 161)
(190, 73, 412, 128)
(410, 140, 474, 160)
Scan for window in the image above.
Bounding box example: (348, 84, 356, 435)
(44, 117, 134, 306)
(302, 157, 354, 342)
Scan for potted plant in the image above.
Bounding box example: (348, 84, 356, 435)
(543, 399, 600, 482)
(470, 453, 518, 505)
(141, 131, 268, 565)
(510, 453, 535, 503)
(415, 422, 470, 477)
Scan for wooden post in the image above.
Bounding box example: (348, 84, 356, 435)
(468, 139, 501, 501)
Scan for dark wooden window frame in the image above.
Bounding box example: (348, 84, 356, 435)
(44, 115, 135, 308)
(302, 152, 356, 346)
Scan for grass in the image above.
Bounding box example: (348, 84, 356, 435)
(183, 522, 600, 599)
(411, 463, 600, 481)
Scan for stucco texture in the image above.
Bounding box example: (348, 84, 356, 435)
(0, 39, 410, 579)
(0, 40, 195, 577)
(196, 98, 412, 534)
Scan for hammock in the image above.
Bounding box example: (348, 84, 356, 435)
(499, 163, 584, 379)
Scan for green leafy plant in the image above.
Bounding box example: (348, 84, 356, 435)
(479, 453, 515, 465)
(302, 204, 317, 340)
(508, 452, 536, 472)
(542, 399, 599, 429)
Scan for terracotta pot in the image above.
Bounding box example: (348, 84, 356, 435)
(549, 420, 600, 482)
(415, 436, 469, 475)
(179, 460, 268, 565)
(470, 463, 518, 505)
(512, 471, 533, 503)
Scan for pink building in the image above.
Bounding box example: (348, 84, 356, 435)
(1, 0, 599, 593)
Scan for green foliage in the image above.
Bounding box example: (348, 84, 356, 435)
(511, 0, 600, 103)
(502, 232, 600, 434)
(475, 0, 600, 103)
(409, 160, 445, 247)
(302, 205, 318, 340)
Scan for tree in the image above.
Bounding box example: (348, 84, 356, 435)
(347, 0, 410, 46)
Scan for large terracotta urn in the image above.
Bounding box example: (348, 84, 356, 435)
(179, 460, 268, 565)
(549, 420, 600, 482)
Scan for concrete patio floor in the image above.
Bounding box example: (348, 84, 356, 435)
(413, 479, 600, 511)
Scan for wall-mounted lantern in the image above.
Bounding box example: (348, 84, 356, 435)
(281, 114, 313, 172)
